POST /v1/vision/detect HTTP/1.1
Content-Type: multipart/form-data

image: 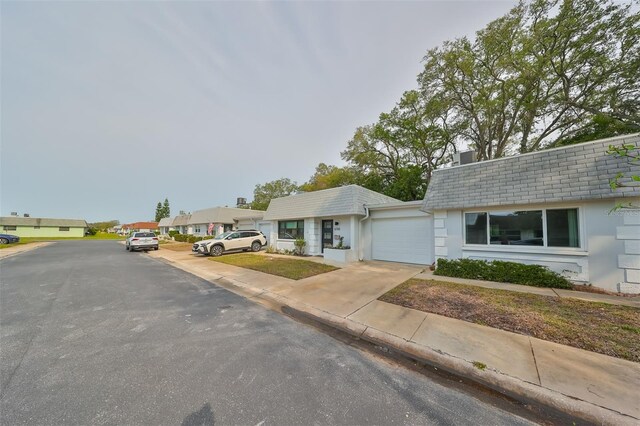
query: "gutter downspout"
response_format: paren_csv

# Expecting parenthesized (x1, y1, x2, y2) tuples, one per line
(358, 205, 369, 261)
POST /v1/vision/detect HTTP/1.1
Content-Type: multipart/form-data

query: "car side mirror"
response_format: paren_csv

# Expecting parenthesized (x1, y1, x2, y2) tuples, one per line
(226, 236, 232, 240)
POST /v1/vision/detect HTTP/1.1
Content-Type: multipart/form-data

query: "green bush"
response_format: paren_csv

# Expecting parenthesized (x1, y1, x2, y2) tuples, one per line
(85, 227, 97, 236)
(434, 258, 573, 289)
(293, 238, 306, 256)
(168, 230, 180, 238)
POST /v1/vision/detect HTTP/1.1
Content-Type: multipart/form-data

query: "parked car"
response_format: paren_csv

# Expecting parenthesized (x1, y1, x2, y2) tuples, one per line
(126, 232, 159, 252)
(192, 230, 267, 256)
(0, 234, 20, 244)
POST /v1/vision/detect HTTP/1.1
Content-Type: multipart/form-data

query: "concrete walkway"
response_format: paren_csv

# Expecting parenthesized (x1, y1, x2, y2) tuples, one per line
(148, 248, 640, 425)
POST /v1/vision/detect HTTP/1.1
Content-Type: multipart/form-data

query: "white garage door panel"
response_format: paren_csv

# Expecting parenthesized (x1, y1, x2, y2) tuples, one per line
(372, 217, 432, 265)
(259, 223, 272, 244)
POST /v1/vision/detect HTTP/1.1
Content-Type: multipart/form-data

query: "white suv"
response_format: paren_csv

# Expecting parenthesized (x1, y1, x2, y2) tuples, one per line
(192, 230, 267, 256)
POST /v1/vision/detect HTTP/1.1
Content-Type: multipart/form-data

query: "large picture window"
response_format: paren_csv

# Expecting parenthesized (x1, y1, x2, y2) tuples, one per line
(278, 220, 304, 239)
(464, 208, 580, 248)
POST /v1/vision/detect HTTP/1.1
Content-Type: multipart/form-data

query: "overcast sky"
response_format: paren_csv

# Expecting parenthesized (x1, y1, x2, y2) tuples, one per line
(1, 1, 515, 223)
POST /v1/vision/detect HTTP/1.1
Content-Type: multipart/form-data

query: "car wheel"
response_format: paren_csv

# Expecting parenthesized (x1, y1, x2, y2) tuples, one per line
(210, 245, 223, 257)
(154, 247, 159, 251)
(251, 241, 262, 252)
(0, 238, 8, 244)
(126, 245, 129, 251)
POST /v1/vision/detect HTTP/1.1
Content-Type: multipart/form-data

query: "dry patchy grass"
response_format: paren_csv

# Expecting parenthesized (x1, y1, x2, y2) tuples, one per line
(210, 253, 338, 280)
(380, 279, 640, 362)
(160, 242, 193, 251)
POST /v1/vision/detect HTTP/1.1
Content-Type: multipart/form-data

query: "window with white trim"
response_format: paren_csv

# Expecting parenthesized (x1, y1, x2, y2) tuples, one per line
(194, 225, 201, 233)
(464, 208, 580, 248)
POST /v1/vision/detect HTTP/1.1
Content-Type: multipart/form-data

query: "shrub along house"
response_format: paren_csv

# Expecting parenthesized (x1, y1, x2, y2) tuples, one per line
(0, 216, 88, 238)
(421, 134, 640, 293)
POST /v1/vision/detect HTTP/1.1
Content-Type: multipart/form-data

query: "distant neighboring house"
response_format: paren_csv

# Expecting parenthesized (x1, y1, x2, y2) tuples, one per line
(157, 217, 175, 235)
(188, 207, 265, 237)
(421, 133, 640, 293)
(120, 222, 159, 234)
(171, 213, 191, 235)
(0, 216, 88, 238)
(263, 185, 432, 263)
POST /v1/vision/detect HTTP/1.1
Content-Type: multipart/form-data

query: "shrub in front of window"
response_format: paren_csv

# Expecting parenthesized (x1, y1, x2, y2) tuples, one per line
(168, 230, 180, 238)
(293, 238, 306, 256)
(434, 258, 572, 289)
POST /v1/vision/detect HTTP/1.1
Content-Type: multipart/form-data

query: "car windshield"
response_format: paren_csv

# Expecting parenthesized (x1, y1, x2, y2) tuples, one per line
(214, 231, 233, 240)
(134, 232, 155, 238)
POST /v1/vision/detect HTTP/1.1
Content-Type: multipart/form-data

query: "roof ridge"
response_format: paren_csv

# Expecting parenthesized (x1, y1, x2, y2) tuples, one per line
(433, 133, 640, 173)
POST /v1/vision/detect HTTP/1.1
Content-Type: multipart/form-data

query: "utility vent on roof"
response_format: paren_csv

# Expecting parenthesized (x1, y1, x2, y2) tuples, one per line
(452, 151, 476, 166)
(23, 213, 30, 217)
(10, 212, 18, 216)
(236, 197, 247, 207)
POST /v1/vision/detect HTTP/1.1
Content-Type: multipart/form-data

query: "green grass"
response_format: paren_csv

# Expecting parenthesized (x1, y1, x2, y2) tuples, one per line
(210, 253, 338, 280)
(0, 232, 124, 249)
(380, 278, 640, 363)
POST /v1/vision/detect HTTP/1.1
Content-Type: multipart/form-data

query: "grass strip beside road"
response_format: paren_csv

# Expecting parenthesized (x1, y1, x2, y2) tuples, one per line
(380, 278, 640, 363)
(210, 253, 338, 280)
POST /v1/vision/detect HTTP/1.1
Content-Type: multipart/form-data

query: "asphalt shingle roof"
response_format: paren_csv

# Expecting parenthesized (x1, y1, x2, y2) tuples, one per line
(263, 185, 400, 221)
(171, 214, 191, 226)
(157, 217, 174, 227)
(188, 207, 264, 225)
(422, 133, 640, 210)
(0, 217, 88, 228)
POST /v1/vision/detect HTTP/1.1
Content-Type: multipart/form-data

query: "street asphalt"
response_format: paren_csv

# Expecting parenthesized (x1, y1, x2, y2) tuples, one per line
(1, 241, 537, 425)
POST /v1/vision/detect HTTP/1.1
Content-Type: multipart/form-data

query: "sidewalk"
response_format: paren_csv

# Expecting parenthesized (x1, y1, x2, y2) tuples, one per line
(0, 242, 52, 259)
(148, 248, 640, 425)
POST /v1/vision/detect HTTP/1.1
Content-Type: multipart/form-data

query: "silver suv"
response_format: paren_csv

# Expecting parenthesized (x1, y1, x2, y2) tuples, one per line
(192, 230, 267, 256)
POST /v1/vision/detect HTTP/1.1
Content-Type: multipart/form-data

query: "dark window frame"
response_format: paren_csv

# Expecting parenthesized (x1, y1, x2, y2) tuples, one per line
(463, 208, 581, 249)
(278, 220, 304, 240)
(3, 225, 17, 231)
(59, 227, 70, 231)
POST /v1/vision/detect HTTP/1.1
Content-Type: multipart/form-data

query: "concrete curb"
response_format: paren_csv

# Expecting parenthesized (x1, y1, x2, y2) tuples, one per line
(147, 250, 638, 425)
(282, 303, 638, 426)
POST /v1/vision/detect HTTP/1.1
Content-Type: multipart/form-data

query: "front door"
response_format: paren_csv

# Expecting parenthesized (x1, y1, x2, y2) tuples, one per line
(322, 220, 333, 253)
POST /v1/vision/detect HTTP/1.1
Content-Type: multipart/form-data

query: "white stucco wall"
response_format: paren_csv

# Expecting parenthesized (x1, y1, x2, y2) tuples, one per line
(270, 215, 358, 255)
(433, 198, 640, 293)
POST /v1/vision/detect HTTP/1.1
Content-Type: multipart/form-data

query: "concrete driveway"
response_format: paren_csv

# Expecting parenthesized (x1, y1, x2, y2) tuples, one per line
(275, 261, 423, 317)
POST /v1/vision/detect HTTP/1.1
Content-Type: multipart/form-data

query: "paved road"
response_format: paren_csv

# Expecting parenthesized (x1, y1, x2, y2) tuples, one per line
(1, 241, 537, 425)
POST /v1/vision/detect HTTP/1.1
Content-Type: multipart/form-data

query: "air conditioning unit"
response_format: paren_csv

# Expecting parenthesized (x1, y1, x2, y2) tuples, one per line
(452, 151, 476, 166)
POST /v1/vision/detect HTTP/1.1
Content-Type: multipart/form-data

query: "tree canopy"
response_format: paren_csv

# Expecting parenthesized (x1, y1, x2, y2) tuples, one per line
(249, 0, 639, 204)
(250, 178, 299, 211)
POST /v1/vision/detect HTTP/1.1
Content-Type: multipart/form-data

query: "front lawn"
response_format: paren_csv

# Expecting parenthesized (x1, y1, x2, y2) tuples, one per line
(160, 242, 193, 251)
(210, 253, 338, 280)
(380, 279, 640, 362)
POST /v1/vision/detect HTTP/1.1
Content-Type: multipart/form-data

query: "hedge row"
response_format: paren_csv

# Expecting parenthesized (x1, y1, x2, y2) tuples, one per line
(434, 258, 573, 289)
(172, 234, 212, 244)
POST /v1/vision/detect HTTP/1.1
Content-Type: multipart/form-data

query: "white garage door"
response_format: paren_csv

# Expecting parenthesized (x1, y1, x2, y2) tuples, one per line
(258, 223, 272, 245)
(372, 217, 432, 265)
